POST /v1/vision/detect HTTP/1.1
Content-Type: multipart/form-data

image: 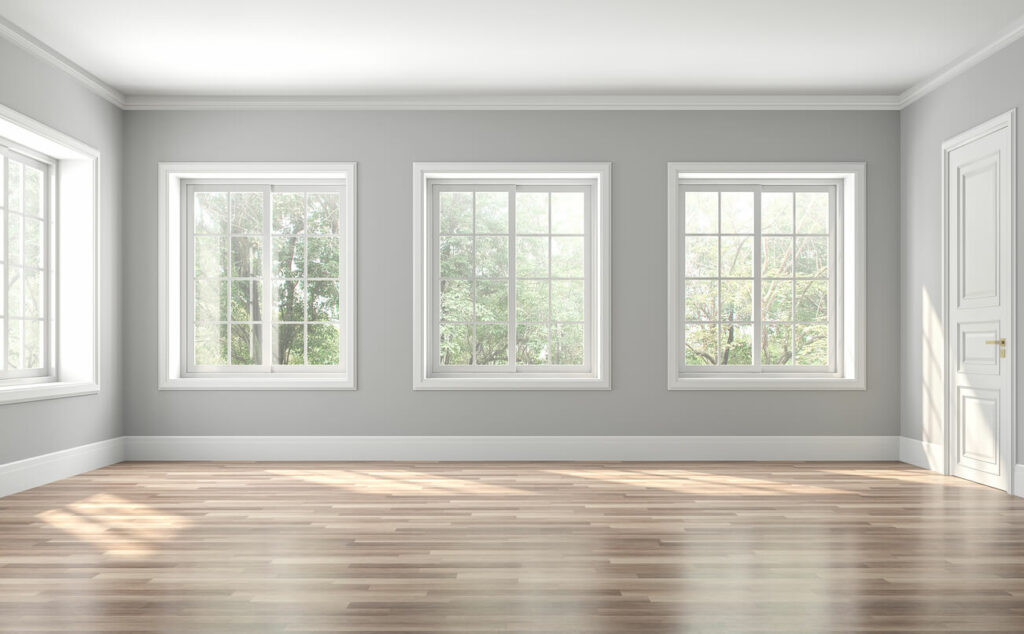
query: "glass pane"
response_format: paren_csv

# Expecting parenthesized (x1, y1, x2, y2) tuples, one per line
(272, 192, 305, 234)
(795, 280, 829, 322)
(720, 192, 754, 233)
(439, 191, 473, 234)
(475, 236, 509, 278)
(795, 236, 828, 278)
(684, 191, 717, 234)
(685, 236, 718, 277)
(307, 280, 340, 321)
(551, 192, 585, 234)
(475, 191, 508, 234)
(23, 269, 41, 319)
(551, 279, 584, 322)
(23, 167, 43, 218)
(720, 236, 752, 277)
(474, 324, 508, 365)
(274, 281, 305, 321)
(195, 279, 228, 321)
(231, 280, 262, 321)
(307, 193, 340, 235)
(475, 280, 508, 323)
(516, 192, 548, 234)
(7, 161, 21, 212)
(230, 192, 263, 234)
(684, 323, 717, 366)
(795, 324, 829, 366)
(439, 236, 473, 278)
(194, 323, 227, 366)
(761, 237, 792, 277)
(719, 324, 752, 366)
(440, 323, 472, 365)
(308, 323, 340, 366)
(273, 324, 304, 365)
(8, 212, 20, 265)
(24, 320, 42, 369)
(551, 236, 584, 278)
(684, 280, 717, 322)
(195, 237, 227, 278)
(720, 280, 752, 322)
(7, 268, 20, 317)
(761, 192, 793, 233)
(551, 322, 584, 365)
(231, 237, 262, 277)
(7, 318, 20, 369)
(762, 324, 793, 365)
(762, 280, 794, 321)
(516, 324, 549, 365)
(515, 237, 548, 278)
(796, 192, 829, 234)
(440, 280, 472, 322)
(306, 236, 340, 278)
(24, 218, 42, 268)
(516, 280, 549, 322)
(273, 237, 304, 278)
(230, 324, 263, 365)
(195, 192, 228, 234)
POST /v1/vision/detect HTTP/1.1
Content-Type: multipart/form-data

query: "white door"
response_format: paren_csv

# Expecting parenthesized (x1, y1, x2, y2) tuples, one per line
(945, 111, 1015, 491)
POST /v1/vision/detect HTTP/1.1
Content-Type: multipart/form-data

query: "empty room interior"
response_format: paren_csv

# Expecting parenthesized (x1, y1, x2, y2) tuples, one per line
(3, 0, 1024, 631)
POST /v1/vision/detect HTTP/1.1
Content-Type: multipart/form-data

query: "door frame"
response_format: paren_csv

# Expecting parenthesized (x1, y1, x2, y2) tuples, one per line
(941, 109, 1016, 489)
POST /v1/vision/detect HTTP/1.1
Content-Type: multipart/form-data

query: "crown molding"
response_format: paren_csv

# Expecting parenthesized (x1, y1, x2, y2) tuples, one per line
(899, 15, 1024, 109)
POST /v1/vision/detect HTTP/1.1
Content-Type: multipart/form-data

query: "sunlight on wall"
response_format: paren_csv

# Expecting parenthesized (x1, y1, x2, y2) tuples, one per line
(267, 469, 531, 496)
(921, 286, 945, 454)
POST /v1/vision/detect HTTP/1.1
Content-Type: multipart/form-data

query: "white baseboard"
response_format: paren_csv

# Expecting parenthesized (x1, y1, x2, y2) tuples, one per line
(898, 437, 944, 472)
(1014, 464, 1024, 499)
(123, 435, 899, 461)
(0, 437, 124, 497)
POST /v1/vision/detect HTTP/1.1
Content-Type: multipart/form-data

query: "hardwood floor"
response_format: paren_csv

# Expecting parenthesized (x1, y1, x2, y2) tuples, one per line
(2, 462, 1024, 632)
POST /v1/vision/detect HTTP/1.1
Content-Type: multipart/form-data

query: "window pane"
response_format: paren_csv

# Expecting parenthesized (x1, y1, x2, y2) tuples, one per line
(272, 192, 305, 234)
(762, 280, 794, 321)
(796, 192, 829, 234)
(195, 279, 228, 321)
(719, 324, 752, 366)
(761, 237, 792, 277)
(307, 193, 340, 235)
(195, 192, 228, 234)
(274, 281, 305, 321)
(762, 192, 793, 233)
(475, 191, 508, 234)
(195, 237, 227, 278)
(194, 324, 227, 366)
(440, 323, 472, 365)
(551, 192, 585, 234)
(7, 318, 20, 369)
(474, 324, 508, 365)
(306, 237, 340, 278)
(475, 236, 509, 278)
(762, 324, 793, 365)
(684, 323, 717, 366)
(24, 217, 42, 268)
(551, 236, 584, 278)
(8, 212, 20, 265)
(7, 268, 20, 317)
(684, 191, 717, 234)
(307, 280, 340, 321)
(720, 280, 752, 322)
(685, 236, 718, 277)
(795, 324, 829, 366)
(440, 279, 472, 322)
(516, 192, 548, 234)
(440, 236, 473, 278)
(273, 237, 304, 278)
(231, 280, 262, 321)
(230, 324, 262, 365)
(308, 324, 340, 366)
(795, 236, 828, 278)
(551, 279, 584, 322)
(231, 237, 262, 277)
(516, 324, 549, 365)
(23, 269, 41, 319)
(273, 324, 304, 365)
(684, 280, 717, 322)
(439, 191, 473, 234)
(795, 280, 828, 322)
(23, 166, 43, 218)
(7, 161, 21, 212)
(475, 280, 508, 322)
(230, 192, 263, 234)
(551, 322, 584, 365)
(720, 236, 752, 277)
(720, 192, 754, 233)
(515, 237, 548, 277)
(516, 279, 549, 322)
(24, 320, 42, 369)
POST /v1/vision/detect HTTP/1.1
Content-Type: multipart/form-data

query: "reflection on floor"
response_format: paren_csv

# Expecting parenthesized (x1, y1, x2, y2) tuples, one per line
(1, 461, 1023, 632)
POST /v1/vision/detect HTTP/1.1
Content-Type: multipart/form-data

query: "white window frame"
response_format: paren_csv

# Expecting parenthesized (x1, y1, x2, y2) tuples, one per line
(0, 104, 100, 405)
(667, 162, 866, 390)
(413, 163, 610, 390)
(158, 163, 357, 390)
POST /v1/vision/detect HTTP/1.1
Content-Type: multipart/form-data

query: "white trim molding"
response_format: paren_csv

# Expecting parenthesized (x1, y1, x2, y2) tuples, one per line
(0, 437, 124, 498)
(898, 437, 945, 472)
(124, 435, 898, 461)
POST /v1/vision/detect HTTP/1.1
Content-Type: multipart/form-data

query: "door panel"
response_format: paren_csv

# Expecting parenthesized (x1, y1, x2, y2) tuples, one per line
(958, 159, 999, 306)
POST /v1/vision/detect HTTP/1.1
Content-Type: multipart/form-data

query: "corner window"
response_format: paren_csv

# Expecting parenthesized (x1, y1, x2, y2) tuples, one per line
(668, 163, 865, 390)
(414, 163, 610, 389)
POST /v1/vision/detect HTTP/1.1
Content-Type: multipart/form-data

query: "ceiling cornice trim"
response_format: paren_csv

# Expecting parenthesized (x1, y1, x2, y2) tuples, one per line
(0, 16, 126, 108)
(898, 15, 1024, 109)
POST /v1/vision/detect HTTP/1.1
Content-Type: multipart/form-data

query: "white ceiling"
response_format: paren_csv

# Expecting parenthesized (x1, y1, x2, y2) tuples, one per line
(1, 0, 1023, 100)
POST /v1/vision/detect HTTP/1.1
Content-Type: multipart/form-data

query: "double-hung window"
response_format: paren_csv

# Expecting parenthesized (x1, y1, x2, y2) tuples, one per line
(668, 163, 865, 390)
(414, 163, 610, 389)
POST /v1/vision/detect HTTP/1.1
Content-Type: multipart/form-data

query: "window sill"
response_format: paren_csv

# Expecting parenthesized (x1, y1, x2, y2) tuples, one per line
(0, 380, 100, 405)
(160, 375, 355, 391)
(414, 376, 610, 391)
(669, 375, 865, 391)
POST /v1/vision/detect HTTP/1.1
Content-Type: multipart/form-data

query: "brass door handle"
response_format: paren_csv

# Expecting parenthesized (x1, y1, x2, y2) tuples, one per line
(985, 338, 1007, 358)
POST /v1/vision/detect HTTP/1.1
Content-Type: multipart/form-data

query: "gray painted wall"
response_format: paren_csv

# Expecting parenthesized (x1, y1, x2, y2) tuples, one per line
(123, 109, 899, 437)
(900, 37, 1024, 454)
(0, 38, 122, 463)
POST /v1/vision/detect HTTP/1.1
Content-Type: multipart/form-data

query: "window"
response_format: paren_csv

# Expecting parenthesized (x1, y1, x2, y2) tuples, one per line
(414, 163, 610, 389)
(667, 163, 865, 390)
(159, 164, 356, 389)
